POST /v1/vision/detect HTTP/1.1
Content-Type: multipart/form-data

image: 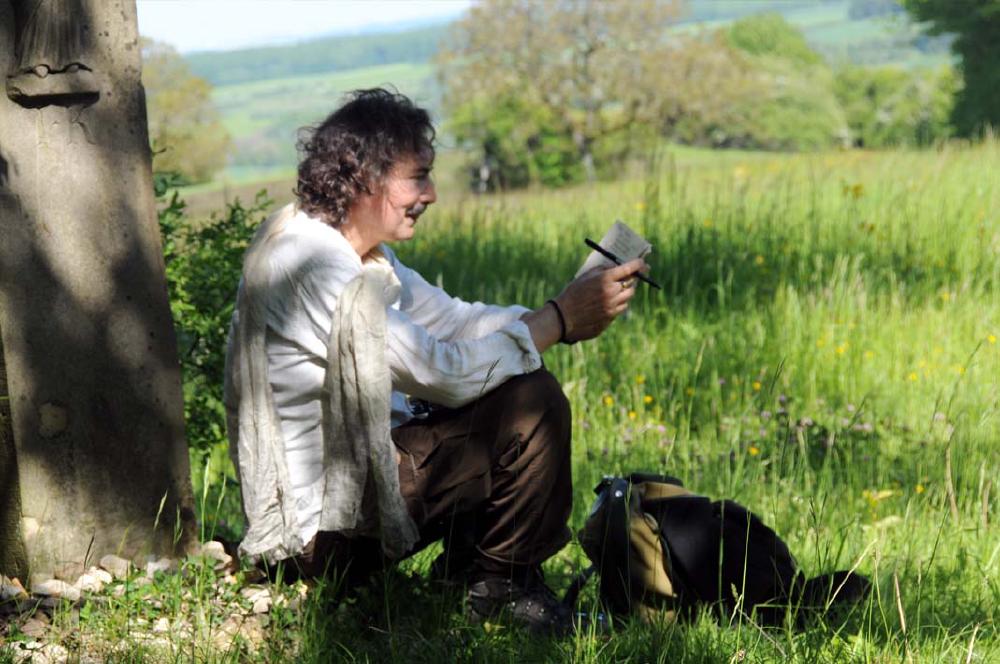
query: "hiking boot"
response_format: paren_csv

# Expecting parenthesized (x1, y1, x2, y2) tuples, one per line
(466, 570, 574, 634)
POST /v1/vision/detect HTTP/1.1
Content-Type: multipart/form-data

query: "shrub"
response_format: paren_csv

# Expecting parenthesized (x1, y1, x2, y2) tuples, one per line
(834, 65, 957, 147)
(448, 96, 583, 191)
(156, 173, 272, 460)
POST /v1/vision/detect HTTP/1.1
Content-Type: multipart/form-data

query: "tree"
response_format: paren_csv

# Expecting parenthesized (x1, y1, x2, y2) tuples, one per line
(438, 0, 752, 187)
(726, 12, 823, 67)
(1, 1, 194, 578)
(901, 0, 1000, 135)
(142, 39, 231, 183)
(437, 0, 686, 183)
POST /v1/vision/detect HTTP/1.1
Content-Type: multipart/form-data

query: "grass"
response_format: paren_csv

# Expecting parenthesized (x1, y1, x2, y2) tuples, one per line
(4, 141, 999, 661)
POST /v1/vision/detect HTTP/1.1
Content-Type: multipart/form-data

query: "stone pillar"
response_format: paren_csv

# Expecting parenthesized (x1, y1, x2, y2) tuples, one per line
(0, 0, 195, 578)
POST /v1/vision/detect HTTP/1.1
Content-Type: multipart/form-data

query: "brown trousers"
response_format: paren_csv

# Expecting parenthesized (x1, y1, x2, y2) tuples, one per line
(283, 369, 573, 583)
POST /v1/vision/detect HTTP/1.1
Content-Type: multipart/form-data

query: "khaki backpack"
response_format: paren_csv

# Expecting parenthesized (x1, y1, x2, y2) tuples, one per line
(576, 473, 870, 626)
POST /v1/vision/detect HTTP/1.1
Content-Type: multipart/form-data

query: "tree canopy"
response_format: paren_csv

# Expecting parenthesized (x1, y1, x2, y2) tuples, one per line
(437, 0, 758, 187)
(142, 39, 231, 184)
(902, 0, 1000, 134)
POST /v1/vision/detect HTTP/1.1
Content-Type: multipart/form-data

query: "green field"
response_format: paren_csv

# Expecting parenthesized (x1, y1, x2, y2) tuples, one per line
(8, 142, 996, 662)
(211, 62, 437, 178)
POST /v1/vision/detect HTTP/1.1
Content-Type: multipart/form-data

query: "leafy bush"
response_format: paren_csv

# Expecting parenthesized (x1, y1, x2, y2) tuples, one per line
(156, 173, 271, 460)
(726, 12, 823, 67)
(448, 96, 583, 190)
(695, 15, 848, 151)
(727, 59, 848, 151)
(834, 65, 958, 147)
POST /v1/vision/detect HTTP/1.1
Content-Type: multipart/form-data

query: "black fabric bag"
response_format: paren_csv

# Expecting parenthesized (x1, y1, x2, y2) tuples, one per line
(576, 473, 870, 626)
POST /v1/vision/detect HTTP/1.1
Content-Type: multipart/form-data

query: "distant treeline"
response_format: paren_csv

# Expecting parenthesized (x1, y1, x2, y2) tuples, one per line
(185, 25, 446, 87)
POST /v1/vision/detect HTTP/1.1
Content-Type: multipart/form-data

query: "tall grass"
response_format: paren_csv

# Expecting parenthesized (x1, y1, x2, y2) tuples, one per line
(378, 141, 999, 661)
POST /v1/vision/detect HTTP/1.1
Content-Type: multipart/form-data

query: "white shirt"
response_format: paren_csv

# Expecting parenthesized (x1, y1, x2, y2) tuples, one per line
(260, 209, 542, 544)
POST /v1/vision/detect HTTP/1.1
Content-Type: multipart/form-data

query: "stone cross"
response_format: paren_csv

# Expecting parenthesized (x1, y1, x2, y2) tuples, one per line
(0, 0, 194, 580)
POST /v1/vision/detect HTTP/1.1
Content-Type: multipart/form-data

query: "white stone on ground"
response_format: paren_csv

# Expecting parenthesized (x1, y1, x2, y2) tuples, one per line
(74, 573, 104, 593)
(200, 541, 233, 566)
(88, 567, 113, 585)
(145, 557, 177, 577)
(31, 579, 81, 602)
(99, 554, 131, 579)
(1, 575, 28, 601)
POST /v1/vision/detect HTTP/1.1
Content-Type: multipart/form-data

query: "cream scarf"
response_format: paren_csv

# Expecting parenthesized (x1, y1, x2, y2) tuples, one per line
(224, 205, 420, 564)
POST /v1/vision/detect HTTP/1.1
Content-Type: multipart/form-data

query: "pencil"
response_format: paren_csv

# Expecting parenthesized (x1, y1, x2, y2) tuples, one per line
(584, 238, 661, 289)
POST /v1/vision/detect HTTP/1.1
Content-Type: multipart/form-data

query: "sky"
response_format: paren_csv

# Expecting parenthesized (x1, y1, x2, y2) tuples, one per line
(136, 0, 473, 53)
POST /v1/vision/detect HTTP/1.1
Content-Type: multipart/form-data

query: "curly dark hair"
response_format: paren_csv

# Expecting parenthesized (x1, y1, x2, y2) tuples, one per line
(295, 88, 435, 226)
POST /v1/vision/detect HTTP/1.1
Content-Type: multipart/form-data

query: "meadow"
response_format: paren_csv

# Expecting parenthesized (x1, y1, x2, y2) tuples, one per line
(3, 142, 997, 662)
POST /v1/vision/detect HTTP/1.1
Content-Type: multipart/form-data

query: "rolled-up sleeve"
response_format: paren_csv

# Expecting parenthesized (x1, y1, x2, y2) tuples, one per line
(384, 245, 530, 341)
(385, 307, 542, 409)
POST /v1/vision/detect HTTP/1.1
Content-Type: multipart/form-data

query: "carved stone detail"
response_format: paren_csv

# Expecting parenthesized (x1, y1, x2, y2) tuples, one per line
(6, 0, 100, 107)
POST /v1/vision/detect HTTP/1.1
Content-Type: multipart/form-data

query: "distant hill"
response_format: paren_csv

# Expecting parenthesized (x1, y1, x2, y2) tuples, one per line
(186, 0, 951, 184)
(186, 24, 447, 87)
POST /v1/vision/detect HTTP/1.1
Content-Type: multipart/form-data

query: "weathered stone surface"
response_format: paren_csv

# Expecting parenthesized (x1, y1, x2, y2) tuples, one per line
(98, 555, 131, 580)
(214, 614, 265, 653)
(20, 617, 47, 638)
(0, 335, 26, 579)
(200, 541, 232, 566)
(87, 567, 112, 585)
(144, 556, 176, 577)
(1, 574, 27, 600)
(252, 594, 272, 614)
(52, 561, 85, 582)
(31, 578, 80, 602)
(29, 572, 52, 588)
(0, 0, 195, 578)
(73, 572, 104, 593)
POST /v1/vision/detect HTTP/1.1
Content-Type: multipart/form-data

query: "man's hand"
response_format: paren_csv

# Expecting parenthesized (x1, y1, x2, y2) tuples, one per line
(553, 258, 647, 343)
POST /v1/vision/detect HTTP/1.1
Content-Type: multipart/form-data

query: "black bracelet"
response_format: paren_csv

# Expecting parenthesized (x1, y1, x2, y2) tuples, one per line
(546, 299, 576, 345)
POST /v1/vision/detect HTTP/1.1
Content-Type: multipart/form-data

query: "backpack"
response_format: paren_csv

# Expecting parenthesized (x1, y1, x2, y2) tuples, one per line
(575, 472, 870, 626)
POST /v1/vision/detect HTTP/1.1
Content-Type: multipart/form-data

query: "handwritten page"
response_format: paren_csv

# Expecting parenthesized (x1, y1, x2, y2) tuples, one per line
(575, 220, 652, 278)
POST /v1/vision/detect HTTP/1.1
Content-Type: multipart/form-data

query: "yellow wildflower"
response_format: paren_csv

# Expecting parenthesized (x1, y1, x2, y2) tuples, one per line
(643, 395, 654, 404)
(635, 374, 646, 385)
(907, 372, 918, 382)
(754, 255, 765, 266)
(915, 484, 925, 494)
(842, 183, 864, 199)
(748, 446, 760, 456)
(685, 387, 695, 396)
(752, 381, 762, 392)
(702, 218, 714, 228)
(603, 395, 614, 406)
(835, 344, 847, 356)
(628, 410, 637, 421)
(635, 201, 646, 211)
(988, 334, 997, 345)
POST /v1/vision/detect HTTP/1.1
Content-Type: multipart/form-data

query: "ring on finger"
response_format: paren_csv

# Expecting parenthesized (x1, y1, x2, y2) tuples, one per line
(621, 278, 635, 290)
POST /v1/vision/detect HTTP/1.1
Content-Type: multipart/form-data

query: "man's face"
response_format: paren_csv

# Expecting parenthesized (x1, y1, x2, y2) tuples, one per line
(350, 150, 437, 246)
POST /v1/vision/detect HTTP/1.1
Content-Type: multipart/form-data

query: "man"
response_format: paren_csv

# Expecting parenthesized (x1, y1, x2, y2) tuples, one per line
(224, 88, 645, 632)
